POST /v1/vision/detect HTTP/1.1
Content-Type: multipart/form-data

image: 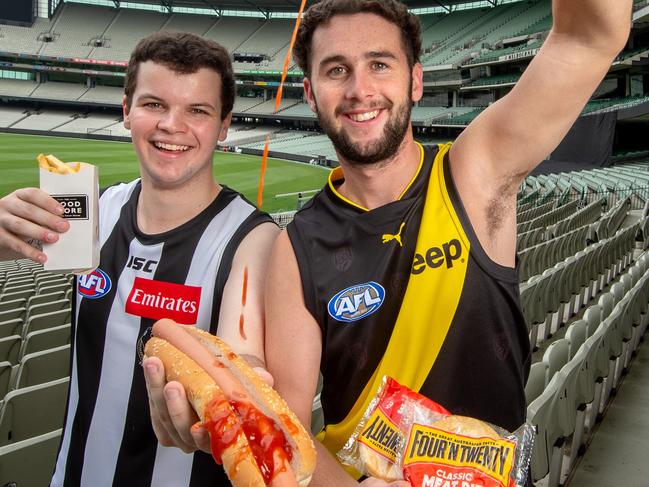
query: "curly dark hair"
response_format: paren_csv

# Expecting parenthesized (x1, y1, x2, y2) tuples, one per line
(124, 31, 235, 120)
(293, 0, 421, 78)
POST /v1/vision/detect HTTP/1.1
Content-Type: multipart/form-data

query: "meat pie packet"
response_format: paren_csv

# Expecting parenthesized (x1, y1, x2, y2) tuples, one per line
(38, 154, 99, 274)
(398, 400, 534, 487)
(337, 376, 450, 481)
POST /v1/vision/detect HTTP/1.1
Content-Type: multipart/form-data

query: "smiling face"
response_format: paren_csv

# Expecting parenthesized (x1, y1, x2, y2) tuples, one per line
(304, 13, 423, 166)
(123, 61, 231, 191)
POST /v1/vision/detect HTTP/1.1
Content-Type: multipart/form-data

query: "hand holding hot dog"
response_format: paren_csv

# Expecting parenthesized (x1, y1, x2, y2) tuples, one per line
(143, 354, 275, 454)
(143, 356, 211, 453)
(143, 319, 316, 487)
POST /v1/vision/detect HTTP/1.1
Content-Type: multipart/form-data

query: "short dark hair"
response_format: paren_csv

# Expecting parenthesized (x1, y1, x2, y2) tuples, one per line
(124, 31, 235, 120)
(293, 0, 421, 78)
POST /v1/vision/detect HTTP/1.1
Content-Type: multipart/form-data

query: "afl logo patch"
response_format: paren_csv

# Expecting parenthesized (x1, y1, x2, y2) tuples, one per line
(327, 281, 385, 323)
(78, 268, 112, 299)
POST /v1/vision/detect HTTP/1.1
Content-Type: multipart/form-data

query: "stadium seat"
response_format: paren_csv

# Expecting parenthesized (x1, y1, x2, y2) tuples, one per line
(610, 282, 625, 304)
(576, 331, 606, 437)
(543, 338, 570, 384)
(0, 429, 61, 487)
(27, 298, 70, 321)
(0, 336, 21, 366)
(0, 362, 11, 402)
(20, 324, 71, 359)
(34, 273, 66, 289)
(620, 273, 634, 294)
(635, 275, 649, 348)
(0, 377, 69, 446)
(0, 319, 22, 340)
(27, 290, 65, 309)
(0, 298, 26, 314)
(23, 309, 72, 338)
(37, 282, 71, 296)
(540, 266, 564, 339)
(527, 371, 564, 484)
(2, 277, 33, 290)
(0, 307, 26, 324)
(599, 306, 625, 413)
(12, 344, 71, 390)
(522, 274, 548, 350)
(525, 361, 548, 405)
(583, 304, 603, 337)
(566, 320, 587, 359)
(628, 265, 642, 284)
(597, 293, 614, 321)
(617, 292, 636, 371)
(628, 274, 649, 355)
(0, 287, 35, 303)
(556, 345, 588, 477)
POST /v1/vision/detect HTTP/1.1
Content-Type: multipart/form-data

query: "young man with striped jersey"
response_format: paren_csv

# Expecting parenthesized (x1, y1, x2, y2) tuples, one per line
(0, 32, 278, 486)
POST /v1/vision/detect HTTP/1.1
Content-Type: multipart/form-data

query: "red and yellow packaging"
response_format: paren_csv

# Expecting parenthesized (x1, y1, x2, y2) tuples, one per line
(403, 418, 517, 487)
(339, 377, 533, 487)
(337, 376, 450, 481)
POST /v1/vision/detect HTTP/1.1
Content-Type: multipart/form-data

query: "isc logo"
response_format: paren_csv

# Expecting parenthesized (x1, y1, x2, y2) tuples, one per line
(78, 268, 112, 299)
(126, 255, 158, 273)
(327, 281, 385, 323)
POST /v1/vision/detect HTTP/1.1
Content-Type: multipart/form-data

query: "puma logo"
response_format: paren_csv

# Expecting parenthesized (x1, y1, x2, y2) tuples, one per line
(382, 222, 405, 247)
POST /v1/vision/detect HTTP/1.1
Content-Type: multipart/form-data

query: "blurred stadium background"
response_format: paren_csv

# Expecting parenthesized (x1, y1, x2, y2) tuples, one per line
(1, 0, 649, 485)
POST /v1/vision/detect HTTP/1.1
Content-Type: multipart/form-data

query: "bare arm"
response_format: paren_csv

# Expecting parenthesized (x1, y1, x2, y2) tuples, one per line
(217, 221, 279, 367)
(0, 188, 69, 262)
(144, 221, 279, 452)
(265, 231, 322, 438)
(265, 231, 352, 486)
(450, 0, 633, 265)
(265, 232, 408, 487)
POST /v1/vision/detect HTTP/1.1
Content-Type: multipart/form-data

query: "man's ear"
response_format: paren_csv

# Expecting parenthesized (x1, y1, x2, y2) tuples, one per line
(303, 77, 317, 113)
(218, 112, 233, 142)
(122, 95, 131, 130)
(411, 63, 424, 103)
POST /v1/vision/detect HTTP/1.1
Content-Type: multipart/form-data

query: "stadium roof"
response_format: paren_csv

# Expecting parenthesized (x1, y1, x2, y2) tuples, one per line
(71, 0, 522, 15)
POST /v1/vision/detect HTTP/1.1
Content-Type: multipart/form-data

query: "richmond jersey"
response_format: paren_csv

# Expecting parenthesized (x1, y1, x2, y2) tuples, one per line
(51, 181, 272, 487)
(287, 144, 530, 455)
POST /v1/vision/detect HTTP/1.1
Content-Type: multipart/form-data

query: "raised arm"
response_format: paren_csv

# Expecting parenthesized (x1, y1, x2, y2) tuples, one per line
(450, 0, 633, 265)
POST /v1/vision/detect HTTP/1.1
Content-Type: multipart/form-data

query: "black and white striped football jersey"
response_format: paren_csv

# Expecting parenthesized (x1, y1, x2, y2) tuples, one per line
(51, 180, 272, 487)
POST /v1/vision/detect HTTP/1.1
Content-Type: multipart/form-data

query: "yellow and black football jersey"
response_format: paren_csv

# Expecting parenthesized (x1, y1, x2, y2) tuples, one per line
(287, 143, 530, 458)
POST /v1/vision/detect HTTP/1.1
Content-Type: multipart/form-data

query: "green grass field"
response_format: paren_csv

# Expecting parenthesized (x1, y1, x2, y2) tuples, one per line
(0, 133, 330, 213)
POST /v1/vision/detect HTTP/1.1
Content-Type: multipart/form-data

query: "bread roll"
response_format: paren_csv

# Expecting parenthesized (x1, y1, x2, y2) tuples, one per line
(144, 320, 316, 487)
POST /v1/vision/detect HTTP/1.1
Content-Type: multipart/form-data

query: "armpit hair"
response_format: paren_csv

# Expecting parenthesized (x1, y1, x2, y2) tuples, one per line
(485, 170, 527, 238)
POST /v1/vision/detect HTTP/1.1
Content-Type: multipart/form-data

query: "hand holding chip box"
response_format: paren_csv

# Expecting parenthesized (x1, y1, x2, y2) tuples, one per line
(38, 153, 99, 274)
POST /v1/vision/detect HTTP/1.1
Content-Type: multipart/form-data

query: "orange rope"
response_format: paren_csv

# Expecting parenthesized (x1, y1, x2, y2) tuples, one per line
(258, 0, 307, 209)
(275, 0, 308, 112)
(257, 136, 270, 208)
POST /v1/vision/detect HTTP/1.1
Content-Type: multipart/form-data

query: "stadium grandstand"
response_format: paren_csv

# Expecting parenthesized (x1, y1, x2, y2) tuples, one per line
(1, 0, 649, 485)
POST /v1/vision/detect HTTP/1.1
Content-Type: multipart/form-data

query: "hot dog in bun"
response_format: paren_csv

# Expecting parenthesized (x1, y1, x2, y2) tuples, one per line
(143, 318, 316, 487)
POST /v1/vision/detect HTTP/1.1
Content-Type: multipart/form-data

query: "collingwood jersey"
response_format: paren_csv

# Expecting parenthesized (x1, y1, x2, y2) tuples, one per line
(51, 180, 272, 487)
(287, 143, 530, 457)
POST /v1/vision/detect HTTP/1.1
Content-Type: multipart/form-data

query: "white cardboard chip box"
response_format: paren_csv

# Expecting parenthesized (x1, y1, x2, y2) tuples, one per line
(40, 162, 99, 274)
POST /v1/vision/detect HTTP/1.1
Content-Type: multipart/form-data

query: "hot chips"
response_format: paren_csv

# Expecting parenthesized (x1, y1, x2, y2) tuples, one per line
(38, 153, 99, 273)
(37, 153, 81, 174)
